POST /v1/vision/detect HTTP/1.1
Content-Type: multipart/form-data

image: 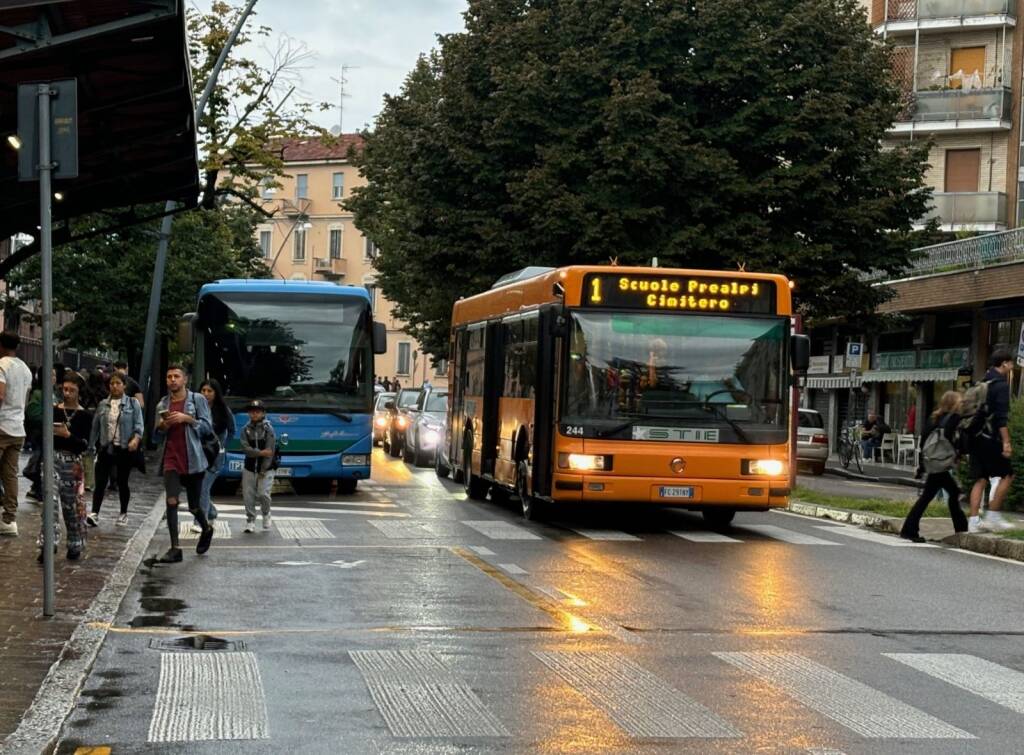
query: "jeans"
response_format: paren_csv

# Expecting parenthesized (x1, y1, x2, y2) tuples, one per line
(92, 446, 134, 516)
(861, 438, 880, 460)
(0, 431, 23, 524)
(39, 453, 86, 553)
(197, 441, 226, 523)
(163, 470, 207, 549)
(242, 469, 273, 520)
(901, 470, 966, 538)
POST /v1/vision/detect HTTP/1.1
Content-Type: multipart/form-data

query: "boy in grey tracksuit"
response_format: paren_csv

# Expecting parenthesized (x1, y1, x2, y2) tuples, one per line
(240, 400, 275, 532)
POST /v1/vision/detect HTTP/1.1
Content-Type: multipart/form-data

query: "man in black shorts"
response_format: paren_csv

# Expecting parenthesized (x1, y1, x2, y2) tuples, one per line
(968, 349, 1015, 533)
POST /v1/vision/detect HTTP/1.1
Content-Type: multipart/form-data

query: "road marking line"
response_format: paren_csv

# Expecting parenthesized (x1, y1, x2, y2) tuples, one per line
(73, 749, 112, 755)
(148, 652, 269, 742)
(370, 520, 440, 539)
(350, 650, 509, 737)
(177, 521, 231, 540)
(498, 563, 527, 575)
(671, 531, 742, 543)
(461, 520, 542, 540)
(713, 652, 973, 739)
(806, 749, 847, 755)
(948, 548, 1024, 566)
(281, 499, 398, 509)
(214, 506, 408, 518)
(885, 653, 1024, 713)
(570, 528, 641, 541)
(813, 525, 937, 547)
(468, 545, 495, 556)
(737, 524, 840, 545)
(274, 519, 335, 540)
(533, 651, 740, 738)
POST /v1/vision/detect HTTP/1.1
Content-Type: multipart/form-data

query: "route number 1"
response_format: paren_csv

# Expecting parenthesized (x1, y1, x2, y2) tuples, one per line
(590, 278, 602, 304)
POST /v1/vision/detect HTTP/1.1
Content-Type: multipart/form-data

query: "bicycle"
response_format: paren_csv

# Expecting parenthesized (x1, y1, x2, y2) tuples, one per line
(837, 421, 864, 474)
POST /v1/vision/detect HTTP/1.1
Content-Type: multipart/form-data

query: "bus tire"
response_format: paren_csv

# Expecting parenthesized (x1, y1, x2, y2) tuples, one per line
(702, 508, 736, 528)
(337, 478, 357, 495)
(462, 441, 489, 500)
(517, 461, 545, 521)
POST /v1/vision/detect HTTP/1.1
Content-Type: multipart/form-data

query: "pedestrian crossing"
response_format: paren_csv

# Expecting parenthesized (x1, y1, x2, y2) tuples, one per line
(130, 649, 1022, 744)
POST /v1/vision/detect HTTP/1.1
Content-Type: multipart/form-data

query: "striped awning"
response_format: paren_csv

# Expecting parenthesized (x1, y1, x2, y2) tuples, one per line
(804, 375, 862, 389)
(860, 368, 959, 383)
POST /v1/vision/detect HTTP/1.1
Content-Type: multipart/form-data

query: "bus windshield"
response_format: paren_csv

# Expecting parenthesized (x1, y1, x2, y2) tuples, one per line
(564, 311, 788, 437)
(198, 292, 373, 413)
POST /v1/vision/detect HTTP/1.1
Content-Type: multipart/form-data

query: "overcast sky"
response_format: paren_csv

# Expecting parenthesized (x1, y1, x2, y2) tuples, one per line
(247, 0, 468, 133)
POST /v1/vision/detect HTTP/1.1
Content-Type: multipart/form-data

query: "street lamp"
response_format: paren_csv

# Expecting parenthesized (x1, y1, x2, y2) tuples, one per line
(6, 134, 21, 150)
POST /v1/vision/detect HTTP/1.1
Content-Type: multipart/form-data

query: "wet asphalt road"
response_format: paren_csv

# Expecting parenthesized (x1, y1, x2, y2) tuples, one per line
(55, 449, 1024, 754)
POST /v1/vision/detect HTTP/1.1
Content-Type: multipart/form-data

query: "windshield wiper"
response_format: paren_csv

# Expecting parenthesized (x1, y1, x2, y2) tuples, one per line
(701, 403, 750, 443)
(593, 414, 645, 437)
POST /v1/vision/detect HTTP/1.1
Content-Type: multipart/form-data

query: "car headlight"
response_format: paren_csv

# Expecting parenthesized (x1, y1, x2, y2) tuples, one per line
(423, 429, 441, 445)
(396, 416, 408, 429)
(558, 453, 611, 471)
(374, 417, 386, 428)
(342, 454, 370, 466)
(744, 459, 786, 476)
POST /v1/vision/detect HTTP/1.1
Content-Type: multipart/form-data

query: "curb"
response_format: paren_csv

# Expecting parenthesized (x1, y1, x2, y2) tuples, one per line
(824, 465, 924, 490)
(786, 499, 1024, 563)
(1, 493, 166, 755)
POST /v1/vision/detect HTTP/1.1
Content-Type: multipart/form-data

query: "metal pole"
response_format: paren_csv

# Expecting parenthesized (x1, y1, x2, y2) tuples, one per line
(138, 0, 260, 397)
(38, 83, 56, 617)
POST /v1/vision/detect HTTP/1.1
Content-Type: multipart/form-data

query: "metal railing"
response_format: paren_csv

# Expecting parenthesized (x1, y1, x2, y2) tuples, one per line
(901, 226, 1024, 277)
(899, 86, 1011, 125)
(920, 192, 1007, 228)
(886, 0, 1015, 21)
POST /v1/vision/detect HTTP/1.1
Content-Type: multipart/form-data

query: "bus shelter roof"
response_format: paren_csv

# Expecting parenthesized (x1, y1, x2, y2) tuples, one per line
(0, 0, 198, 253)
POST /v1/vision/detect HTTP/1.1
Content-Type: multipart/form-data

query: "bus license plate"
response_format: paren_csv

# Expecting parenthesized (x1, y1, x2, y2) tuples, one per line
(275, 467, 292, 477)
(660, 486, 694, 499)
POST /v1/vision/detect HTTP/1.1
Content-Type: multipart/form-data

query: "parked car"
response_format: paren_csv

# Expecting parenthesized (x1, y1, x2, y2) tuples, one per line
(383, 387, 421, 458)
(797, 408, 828, 476)
(373, 392, 395, 446)
(408, 390, 448, 467)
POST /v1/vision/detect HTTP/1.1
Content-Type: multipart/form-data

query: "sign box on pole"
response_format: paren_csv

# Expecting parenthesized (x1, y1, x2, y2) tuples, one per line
(16, 79, 78, 181)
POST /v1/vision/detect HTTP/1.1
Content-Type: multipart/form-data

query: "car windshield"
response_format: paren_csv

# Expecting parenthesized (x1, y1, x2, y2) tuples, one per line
(397, 389, 420, 409)
(564, 311, 788, 432)
(199, 291, 373, 413)
(375, 393, 395, 410)
(425, 393, 448, 412)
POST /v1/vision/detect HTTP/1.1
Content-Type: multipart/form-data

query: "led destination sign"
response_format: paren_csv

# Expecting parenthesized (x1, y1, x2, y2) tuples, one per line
(583, 273, 777, 314)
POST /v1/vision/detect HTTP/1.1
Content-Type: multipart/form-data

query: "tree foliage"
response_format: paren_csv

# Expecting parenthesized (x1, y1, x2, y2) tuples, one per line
(348, 0, 933, 357)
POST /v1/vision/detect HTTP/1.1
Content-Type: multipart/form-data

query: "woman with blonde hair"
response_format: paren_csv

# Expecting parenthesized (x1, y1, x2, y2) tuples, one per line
(900, 391, 968, 542)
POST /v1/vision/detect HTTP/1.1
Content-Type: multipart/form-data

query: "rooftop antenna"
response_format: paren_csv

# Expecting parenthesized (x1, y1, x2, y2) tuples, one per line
(330, 64, 359, 133)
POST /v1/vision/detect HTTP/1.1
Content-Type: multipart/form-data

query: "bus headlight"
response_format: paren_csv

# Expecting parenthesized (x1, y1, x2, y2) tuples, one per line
(558, 453, 610, 471)
(744, 459, 786, 476)
(342, 454, 370, 466)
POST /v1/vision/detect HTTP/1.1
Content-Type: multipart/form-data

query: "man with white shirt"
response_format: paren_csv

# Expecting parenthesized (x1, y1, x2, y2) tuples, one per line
(0, 331, 34, 536)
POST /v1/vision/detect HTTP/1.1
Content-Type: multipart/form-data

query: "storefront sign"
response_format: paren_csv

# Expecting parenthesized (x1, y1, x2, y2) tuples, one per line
(920, 348, 969, 369)
(876, 351, 916, 370)
(807, 356, 831, 374)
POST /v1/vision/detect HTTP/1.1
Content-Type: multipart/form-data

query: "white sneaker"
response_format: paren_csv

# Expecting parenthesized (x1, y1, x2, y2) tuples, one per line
(189, 523, 202, 534)
(968, 516, 982, 534)
(0, 519, 18, 536)
(116, 514, 129, 526)
(243, 521, 255, 534)
(987, 513, 1016, 532)
(262, 514, 272, 530)
(86, 513, 99, 528)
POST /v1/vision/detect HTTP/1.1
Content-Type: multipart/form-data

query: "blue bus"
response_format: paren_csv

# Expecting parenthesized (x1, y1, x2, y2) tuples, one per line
(182, 280, 386, 493)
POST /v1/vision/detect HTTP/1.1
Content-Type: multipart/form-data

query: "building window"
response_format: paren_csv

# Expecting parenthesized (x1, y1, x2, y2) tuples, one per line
(434, 358, 448, 377)
(397, 342, 411, 375)
(259, 230, 272, 258)
(364, 238, 379, 260)
(364, 284, 377, 312)
(296, 174, 308, 199)
(329, 228, 342, 259)
(260, 178, 274, 200)
(332, 172, 344, 199)
(293, 228, 306, 261)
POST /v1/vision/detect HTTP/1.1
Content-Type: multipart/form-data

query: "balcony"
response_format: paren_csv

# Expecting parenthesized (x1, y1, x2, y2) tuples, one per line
(891, 86, 1011, 134)
(918, 191, 1007, 231)
(279, 197, 312, 217)
(314, 256, 347, 279)
(876, 0, 1016, 34)
(894, 226, 1024, 278)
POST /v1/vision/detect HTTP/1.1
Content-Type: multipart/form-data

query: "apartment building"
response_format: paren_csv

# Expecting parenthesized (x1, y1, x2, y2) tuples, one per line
(866, 0, 1023, 230)
(253, 137, 439, 388)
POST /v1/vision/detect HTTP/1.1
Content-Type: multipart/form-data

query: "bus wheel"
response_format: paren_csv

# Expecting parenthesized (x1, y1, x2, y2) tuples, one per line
(702, 508, 736, 528)
(517, 461, 545, 520)
(463, 458, 489, 500)
(337, 478, 357, 495)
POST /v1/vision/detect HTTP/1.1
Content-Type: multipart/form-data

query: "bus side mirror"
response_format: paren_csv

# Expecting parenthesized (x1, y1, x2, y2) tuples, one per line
(373, 322, 387, 354)
(178, 313, 196, 354)
(791, 334, 810, 374)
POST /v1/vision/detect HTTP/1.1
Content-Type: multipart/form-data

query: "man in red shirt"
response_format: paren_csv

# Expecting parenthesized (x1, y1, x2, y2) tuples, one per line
(154, 365, 215, 563)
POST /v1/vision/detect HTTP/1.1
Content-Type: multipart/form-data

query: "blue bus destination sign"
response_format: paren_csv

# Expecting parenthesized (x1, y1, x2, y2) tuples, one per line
(582, 273, 777, 314)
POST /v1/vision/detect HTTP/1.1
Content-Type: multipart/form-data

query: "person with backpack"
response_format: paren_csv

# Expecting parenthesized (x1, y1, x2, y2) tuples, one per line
(964, 349, 1016, 533)
(900, 391, 968, 542)
(239, 399, 276, 533)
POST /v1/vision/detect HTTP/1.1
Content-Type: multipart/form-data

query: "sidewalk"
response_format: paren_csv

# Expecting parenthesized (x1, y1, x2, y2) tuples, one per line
(0, 457, 164, 745)
(826, 457, 924, 489)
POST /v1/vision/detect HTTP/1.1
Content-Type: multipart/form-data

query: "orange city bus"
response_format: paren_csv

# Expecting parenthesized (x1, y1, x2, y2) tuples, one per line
(443, 265, 809, 523)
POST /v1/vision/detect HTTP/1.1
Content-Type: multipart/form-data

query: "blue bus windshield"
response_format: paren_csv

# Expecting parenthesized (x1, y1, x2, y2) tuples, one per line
(198, 291, 373, 413)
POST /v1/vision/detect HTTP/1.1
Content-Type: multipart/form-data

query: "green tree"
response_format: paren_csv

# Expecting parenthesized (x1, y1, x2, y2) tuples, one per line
(6, 206, 267, 367)
(348, 0, 933, 357)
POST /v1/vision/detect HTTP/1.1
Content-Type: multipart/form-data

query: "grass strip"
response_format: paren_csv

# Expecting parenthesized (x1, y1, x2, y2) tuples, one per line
(792, 486, 948, 518)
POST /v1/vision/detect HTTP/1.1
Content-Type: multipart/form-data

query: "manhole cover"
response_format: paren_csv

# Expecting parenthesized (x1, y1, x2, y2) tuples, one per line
(148, 634, 245, 652)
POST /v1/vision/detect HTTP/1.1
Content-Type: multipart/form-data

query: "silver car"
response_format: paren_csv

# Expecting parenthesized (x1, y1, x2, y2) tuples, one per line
(408, 390, 448, 467)
(797, 408, 828, 475)
(373, 392, 395, 446)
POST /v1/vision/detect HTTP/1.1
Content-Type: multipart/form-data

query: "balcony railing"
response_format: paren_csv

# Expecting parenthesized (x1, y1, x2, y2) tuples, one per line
(886, 0, 1015, 22)
(314, 257, 346, 278)
(897, 86, 1010, 126)
(899, 226, 1024, 277)
(920, 192, 1007, 228)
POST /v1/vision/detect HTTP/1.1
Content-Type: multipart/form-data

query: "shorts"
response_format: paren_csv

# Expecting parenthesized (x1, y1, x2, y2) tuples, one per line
(969, 440, 1012, 480)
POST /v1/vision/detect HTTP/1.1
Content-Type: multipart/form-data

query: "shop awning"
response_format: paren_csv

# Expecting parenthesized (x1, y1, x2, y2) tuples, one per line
(804, 375, 862, 389)
(860, 368, 960, 383)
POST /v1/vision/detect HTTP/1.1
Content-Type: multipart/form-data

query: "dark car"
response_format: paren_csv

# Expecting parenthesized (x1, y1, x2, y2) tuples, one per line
(407, 390, 448, 467)
(383, 387, 421, 458)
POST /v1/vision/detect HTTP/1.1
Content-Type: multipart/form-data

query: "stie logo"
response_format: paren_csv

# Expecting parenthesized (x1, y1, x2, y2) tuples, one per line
(273, 415, 298, 424)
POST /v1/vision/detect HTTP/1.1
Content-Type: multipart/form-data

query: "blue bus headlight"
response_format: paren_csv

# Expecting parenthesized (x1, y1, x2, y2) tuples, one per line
(342, 454, 370, 466)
